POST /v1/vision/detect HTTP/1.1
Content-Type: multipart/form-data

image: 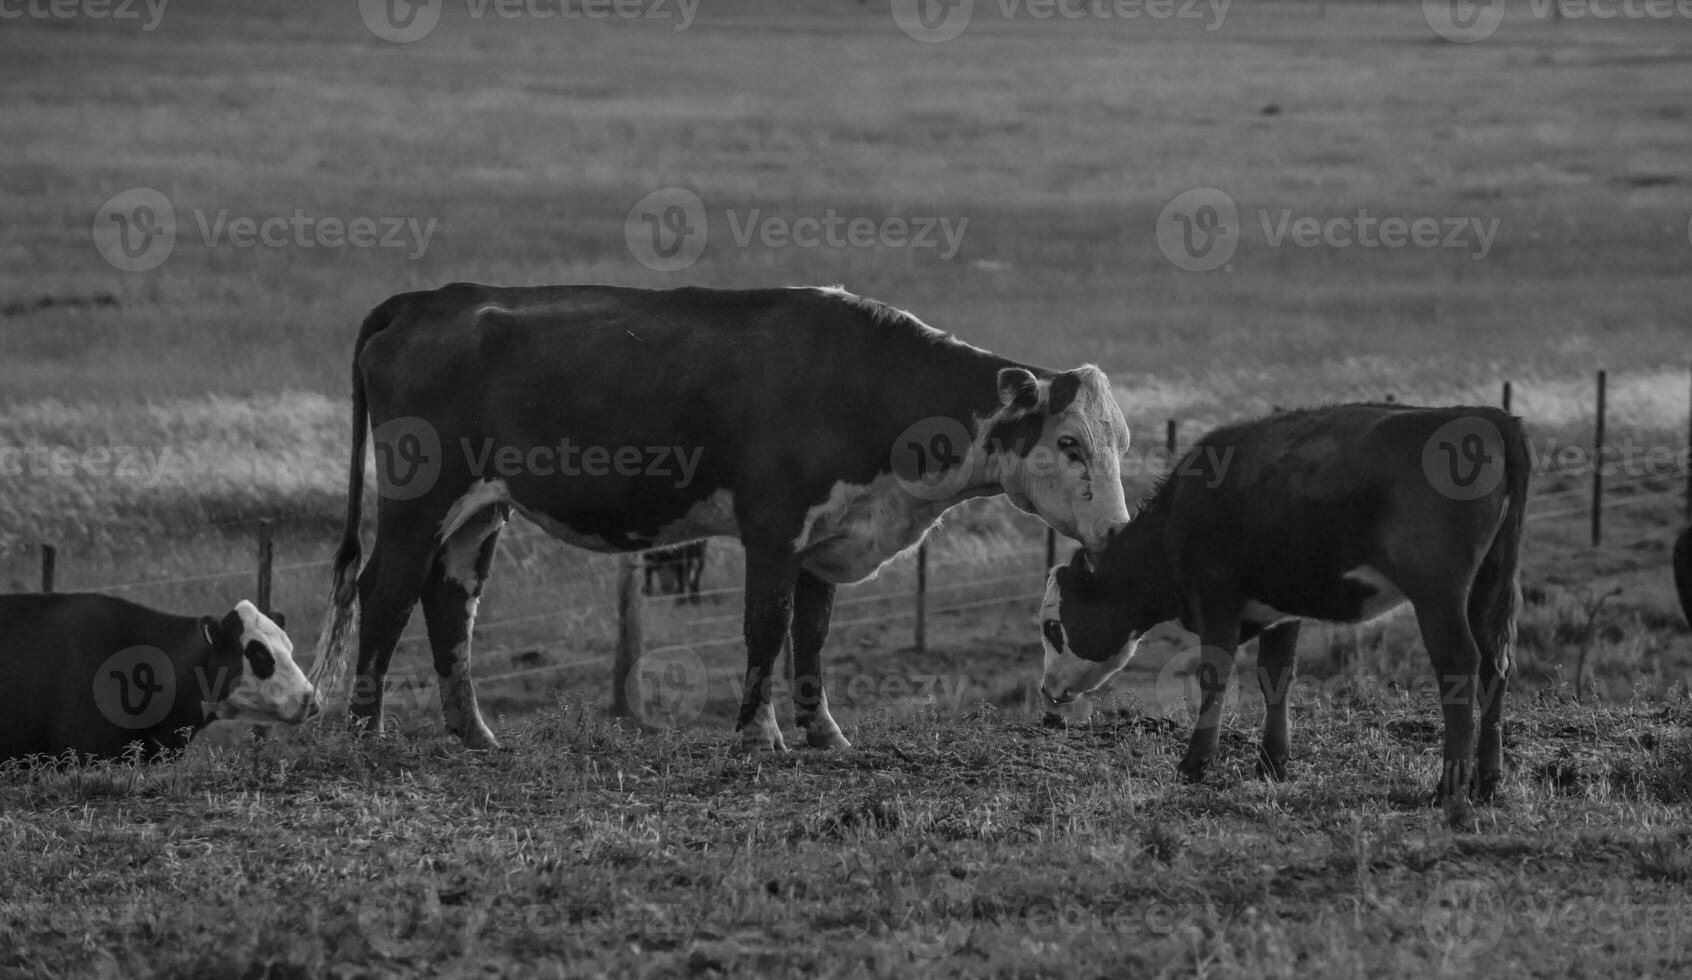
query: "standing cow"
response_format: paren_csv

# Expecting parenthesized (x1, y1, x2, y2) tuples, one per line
(1039, 403, 1527, 828)
(1, 595, 317, 762)
(310, 283, 1131, 751)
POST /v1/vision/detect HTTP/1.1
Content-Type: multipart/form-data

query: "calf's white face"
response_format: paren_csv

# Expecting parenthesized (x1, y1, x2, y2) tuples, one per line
(1038, 565, 1141, 706)
(204, 600, 318, 725)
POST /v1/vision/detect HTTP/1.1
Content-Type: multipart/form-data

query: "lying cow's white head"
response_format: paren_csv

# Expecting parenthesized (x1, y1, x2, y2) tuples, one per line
(200, 601, 318, 725)
(984, 365, 1130, 554)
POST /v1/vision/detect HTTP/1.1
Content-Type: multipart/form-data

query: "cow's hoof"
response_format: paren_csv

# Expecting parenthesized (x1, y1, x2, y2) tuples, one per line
(1475, 770, 1503, 803)
(1177, 753, 1209, 784)
(740, 727, 789, 753)
(1254, 751, 1289, 783)
(450, 725, 502, 751)
(805, 726, 851, 750)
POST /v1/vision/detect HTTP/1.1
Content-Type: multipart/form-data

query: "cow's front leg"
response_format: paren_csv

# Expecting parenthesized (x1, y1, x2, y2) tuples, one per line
(1177, 610, 1242, 784)
(736, 541, 799, 752)
(792, 568, 849, 749)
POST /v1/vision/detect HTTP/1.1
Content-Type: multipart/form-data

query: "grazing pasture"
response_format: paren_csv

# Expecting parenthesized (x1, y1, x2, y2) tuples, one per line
(2, 0, 1692, 975)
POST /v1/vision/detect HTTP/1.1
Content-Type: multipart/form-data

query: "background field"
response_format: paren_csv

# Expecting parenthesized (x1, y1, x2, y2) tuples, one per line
(2, 0, 1692, 976)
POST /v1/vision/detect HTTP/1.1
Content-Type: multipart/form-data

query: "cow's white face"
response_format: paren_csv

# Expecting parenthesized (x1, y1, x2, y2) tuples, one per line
(988, 366, 1130, 554)
(1038, 564, 1143, 705)
(204, 601, 319, 725)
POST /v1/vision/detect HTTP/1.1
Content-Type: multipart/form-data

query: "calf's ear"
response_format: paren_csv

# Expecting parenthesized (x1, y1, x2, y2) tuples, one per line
(270, 610, 287, 630)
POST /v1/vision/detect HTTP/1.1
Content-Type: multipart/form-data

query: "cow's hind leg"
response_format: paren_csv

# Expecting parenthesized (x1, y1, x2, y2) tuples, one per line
(351, 525, 437, 736)
(1254, 620, 1300, 781)
(1178, 610, 1243, 784)
(421, 505, 507, 750)
(736, 537, 800, 752)
(1413, 597, 1483, 829)
(792, 568, 849, 750)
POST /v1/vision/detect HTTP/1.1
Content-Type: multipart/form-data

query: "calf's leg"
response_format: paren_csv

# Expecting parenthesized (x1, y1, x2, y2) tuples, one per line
(1178, 610, 1242, 784)
(1254, 620, 1300, 781)
(1413, 598, 1483, 829)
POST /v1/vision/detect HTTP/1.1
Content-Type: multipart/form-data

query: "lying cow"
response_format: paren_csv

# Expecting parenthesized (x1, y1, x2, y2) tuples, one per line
(0, 595, 318, 762)
(1039, 403, 1528, 828)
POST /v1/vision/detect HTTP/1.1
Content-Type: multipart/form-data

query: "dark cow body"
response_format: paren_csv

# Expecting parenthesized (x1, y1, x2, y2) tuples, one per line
(311, 283, 1130, 751)
(0, 594, 314, 762)
(644, 542, 707, 603)
(1041, 403, 1529, 828)
(1675, 526, 1692, 629)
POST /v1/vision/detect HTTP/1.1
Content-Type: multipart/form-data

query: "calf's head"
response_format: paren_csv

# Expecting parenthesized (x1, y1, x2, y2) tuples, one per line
(201, 600, 318, 725)
(986, 365, 1130, 554)
(1038, 542, 1152, 706)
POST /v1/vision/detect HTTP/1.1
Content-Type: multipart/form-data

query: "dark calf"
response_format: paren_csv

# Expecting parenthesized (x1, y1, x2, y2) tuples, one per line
(1039, 403, 1528, 829)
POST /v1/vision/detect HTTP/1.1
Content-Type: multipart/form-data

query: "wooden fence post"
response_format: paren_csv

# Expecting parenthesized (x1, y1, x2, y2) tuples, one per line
(1592, 370, 1606, 548)
(1044, 526, 1056, 570)
(612, 554, 642, 719)
(1502, 380, 1512, 412)
(256, 519, 274, 615)
(1166, 418, 1178, 455)
(914, 541, 928, 652)
(40, 544, 55, 593)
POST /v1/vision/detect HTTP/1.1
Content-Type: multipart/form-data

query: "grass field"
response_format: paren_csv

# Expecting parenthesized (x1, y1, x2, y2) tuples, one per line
(3, 0, 1692, 975)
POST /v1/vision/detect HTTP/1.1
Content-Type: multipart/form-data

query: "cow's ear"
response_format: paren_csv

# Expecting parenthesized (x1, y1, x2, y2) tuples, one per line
(996, 367, 1043, 413)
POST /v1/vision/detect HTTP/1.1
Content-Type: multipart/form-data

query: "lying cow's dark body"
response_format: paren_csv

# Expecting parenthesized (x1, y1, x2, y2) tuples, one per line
(1041, 403, 1528, 828)
(1675, 527, 1692, 629)
(644, 542, 707, 603)
(0, 594, 314, 762)
(311, 283, 1130, 751)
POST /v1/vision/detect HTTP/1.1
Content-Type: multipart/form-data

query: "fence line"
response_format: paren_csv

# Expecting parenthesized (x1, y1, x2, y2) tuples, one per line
(15, 369, 1692, 712)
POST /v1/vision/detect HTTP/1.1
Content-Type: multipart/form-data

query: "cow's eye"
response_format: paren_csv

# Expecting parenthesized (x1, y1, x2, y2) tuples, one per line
(1056, 435, 1083, 462)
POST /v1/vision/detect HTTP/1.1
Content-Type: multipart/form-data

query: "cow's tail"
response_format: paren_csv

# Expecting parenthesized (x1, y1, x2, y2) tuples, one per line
(308, 299, 398, 712)
(1468, 412, 1530, 682)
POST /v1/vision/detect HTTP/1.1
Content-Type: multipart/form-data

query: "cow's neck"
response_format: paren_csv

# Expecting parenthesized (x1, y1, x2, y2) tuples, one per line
(906, 342, 1046, 503)
(1108, 512, 1182, 631)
